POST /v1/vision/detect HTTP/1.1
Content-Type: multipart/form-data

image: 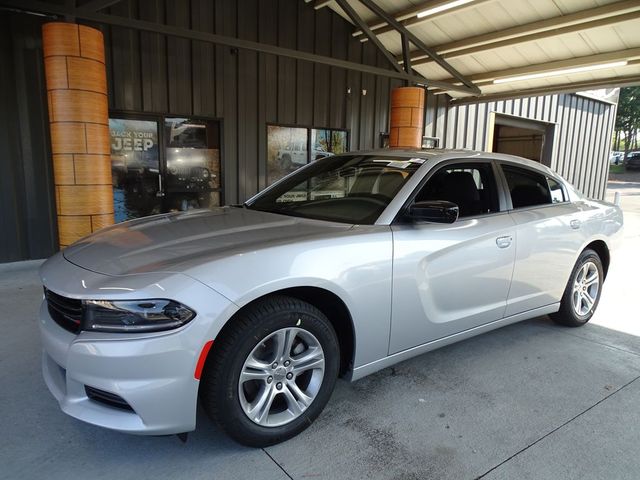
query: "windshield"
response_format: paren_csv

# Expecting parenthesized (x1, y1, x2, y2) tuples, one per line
(247, 155, 425, 224)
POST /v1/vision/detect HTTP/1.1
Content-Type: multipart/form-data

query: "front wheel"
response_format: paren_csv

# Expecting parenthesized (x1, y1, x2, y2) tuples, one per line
(199, 296, 339, 447)
(550, 248, 603, 327)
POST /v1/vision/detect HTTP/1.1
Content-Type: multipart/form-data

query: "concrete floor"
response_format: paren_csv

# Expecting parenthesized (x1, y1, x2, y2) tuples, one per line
(1, 178, 639, 480)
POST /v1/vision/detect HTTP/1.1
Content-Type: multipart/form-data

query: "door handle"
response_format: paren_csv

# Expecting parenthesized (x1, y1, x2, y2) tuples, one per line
(570, 219, 581, 230)
(496, 236, 513, 248)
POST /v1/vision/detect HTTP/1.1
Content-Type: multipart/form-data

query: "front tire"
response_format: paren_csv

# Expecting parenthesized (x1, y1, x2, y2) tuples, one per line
(550, 248, 603, 327)
(199, 295, 339, 447)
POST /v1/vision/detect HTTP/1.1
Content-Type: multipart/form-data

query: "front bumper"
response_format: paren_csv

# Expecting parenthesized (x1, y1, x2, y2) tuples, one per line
(39, 254, 237, 435)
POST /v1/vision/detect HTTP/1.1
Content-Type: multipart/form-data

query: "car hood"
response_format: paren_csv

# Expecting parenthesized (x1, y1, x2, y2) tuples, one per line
(63, 207, 353, 276)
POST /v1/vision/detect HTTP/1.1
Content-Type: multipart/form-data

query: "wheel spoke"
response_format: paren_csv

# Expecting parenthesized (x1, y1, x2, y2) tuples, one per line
(240, 368, 270, 384)
(273, 329, 297, 362)
(281, 385, 304, 416)
(249, 385, 277, 425)
(577, 264, 588, 282)
(244, 354, 271, 372)
(584, 272, 599, 287)
(291, 347, 325, 373)
(287, 381, 314, 407)
(582, 291, 595, 310)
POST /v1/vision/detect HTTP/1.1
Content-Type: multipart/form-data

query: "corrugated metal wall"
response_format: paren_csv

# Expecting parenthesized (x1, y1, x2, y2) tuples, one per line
(0, 1, 618, 263)
(424, 93, 617, 199)
(0, 13, 58, 263)
(0, 0, 401, 262)
(99, 0, 402, 203)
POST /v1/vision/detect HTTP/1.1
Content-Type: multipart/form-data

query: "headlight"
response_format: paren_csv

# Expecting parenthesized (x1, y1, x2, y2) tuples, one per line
(83, 299, 196, 333)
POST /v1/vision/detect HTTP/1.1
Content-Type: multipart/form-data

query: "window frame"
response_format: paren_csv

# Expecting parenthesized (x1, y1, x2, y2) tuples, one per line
(109, 110, 225, 206)
(265, 123, 350, 186)
(393, 158, 510, 224)
(495, 161, 568, 211)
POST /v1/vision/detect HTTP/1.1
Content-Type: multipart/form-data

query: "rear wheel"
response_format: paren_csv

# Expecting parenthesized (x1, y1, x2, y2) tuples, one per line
(550, 248, 603, 327)
(199, 295, 339, 447)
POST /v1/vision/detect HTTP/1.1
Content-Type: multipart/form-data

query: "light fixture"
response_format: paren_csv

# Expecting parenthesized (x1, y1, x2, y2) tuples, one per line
(493, 61, 628, 84)
(416, 0, 474, 18)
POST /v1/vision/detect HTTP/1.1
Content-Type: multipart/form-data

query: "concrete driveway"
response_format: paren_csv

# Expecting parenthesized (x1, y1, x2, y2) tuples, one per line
(1, 179, 639, 480)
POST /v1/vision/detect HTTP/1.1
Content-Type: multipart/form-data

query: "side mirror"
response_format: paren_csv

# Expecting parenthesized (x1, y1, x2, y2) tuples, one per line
(408, 200, 459, 224)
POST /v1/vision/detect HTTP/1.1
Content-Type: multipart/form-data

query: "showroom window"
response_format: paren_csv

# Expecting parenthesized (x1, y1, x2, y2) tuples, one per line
(109, 115, 222, 222)
(267, 124, 349, 185)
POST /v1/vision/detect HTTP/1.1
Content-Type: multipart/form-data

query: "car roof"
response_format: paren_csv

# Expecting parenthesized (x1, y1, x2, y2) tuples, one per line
(345, 148, 556, 177)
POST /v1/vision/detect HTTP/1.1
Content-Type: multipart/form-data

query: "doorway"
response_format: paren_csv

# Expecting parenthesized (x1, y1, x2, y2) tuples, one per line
(489, 113, 555, 166)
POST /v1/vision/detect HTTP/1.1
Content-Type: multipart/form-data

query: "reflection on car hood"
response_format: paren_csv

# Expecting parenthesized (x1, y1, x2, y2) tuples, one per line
(63, 207, 352, 276)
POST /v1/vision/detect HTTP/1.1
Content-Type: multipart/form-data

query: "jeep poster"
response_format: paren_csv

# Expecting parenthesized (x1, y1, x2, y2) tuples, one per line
(109, 118, 161, 222)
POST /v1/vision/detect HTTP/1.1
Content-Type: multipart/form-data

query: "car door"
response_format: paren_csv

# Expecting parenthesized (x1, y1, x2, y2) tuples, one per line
(389, 159, 517, 354)
(497, 162, 585, 316)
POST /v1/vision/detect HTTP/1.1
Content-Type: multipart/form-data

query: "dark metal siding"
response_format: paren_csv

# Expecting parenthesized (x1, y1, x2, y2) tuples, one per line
(98, 0, 397, 202)
(0, 0, 396, 262)
(0, 13, 58, 263)
(0, 1, 617, 262)
(424, 93, 616, 199)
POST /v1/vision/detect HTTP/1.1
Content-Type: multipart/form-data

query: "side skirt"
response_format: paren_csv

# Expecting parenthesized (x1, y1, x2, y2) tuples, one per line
(347, 303, 560, 381)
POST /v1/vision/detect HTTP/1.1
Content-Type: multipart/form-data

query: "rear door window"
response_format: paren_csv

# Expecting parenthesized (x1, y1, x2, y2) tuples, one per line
(501, 165, 552, 209)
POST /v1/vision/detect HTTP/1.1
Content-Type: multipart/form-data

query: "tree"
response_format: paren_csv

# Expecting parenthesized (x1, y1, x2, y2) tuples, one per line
(615, 87, 640, 157)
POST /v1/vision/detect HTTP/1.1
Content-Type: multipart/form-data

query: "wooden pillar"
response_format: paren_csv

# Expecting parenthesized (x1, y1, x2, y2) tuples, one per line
(389, 86, 425, 149)
(42, 22, 113, 248)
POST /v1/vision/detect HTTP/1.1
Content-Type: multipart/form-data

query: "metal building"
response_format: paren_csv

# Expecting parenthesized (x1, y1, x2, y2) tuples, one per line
(0, 0, 636, 263)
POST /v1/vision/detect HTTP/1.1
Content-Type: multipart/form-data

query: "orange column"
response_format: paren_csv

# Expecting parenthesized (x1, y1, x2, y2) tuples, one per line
(42, 22, 113, 248)
(389, 86, 425, 149)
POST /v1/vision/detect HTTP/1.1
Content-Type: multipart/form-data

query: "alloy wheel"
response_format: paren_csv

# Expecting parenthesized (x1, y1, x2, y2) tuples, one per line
(571, 261, 600, 317)
(238, 327, 325, 427)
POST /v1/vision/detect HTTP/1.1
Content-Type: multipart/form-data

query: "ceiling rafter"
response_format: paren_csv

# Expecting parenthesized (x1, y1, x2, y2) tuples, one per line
(357, 0, 480, 93)
(334, 0, 405, 74)
(2, 0, 479, 94)
(398, 0, 640, 66)
(429, 48, 640, 92)
(449, 74, 640, 105)
(353, 0, 495, 42)
(76, 0, 123, 12)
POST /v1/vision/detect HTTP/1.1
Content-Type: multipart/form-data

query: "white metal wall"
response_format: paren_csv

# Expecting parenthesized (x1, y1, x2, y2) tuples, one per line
(424, 93, 617, 199)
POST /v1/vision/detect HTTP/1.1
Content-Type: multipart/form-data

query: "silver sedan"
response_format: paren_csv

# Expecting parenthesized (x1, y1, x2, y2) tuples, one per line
(39, 149, 623, 446)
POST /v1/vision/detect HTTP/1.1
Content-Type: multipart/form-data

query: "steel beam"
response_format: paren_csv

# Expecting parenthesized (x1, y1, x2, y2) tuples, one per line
(77, 0, 124, 12)
(429, 48, 640, 92)
(357, 0, 480, 94)
(0, 0, 479, 93)
(335, 0, 404, 74)
(449, 74, 640, 105)
(354, 0, 495, 41)
(400, 0, 640, 66)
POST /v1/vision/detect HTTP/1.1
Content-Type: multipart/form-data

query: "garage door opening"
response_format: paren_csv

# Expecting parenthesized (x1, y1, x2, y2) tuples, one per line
(489, 113, 555, 167)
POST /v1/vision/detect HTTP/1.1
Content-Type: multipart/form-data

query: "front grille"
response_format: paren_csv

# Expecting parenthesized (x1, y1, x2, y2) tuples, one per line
(85, 386, 134, 411)
(44, 288, 82, 334)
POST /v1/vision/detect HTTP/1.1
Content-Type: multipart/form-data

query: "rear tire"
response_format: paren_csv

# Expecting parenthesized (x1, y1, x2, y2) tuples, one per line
(550, 248, 603, 327)
(199, 295, 339, 447)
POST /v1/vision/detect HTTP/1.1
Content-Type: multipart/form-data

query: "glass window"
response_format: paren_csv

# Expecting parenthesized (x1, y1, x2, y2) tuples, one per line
(547, 177, 566, 203)
(250, 155, 422, 224)
(502, 165, 552, 209)
(164, 118, 221, 211)
(415, 163, 499, 218)
(268, 125, 349, 185)
(267, 126, 308, 185)
(109, 118, 161, 222)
